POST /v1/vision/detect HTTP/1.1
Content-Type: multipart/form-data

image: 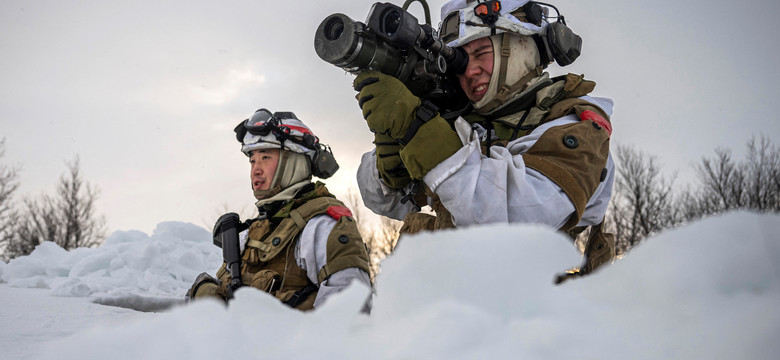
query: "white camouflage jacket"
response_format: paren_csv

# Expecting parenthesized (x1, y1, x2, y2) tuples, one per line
(357, 96, 615, 230)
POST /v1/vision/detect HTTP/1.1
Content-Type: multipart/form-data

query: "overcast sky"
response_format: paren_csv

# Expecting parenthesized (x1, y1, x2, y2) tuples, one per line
(2, 0, 779, 234)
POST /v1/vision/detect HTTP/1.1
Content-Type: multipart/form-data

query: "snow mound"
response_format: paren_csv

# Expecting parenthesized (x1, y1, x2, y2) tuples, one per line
(1, 221, 220, 307)
(15, 211, 779, 360)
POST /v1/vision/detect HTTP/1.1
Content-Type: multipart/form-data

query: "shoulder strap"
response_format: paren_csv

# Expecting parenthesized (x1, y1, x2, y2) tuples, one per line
(289, 197, 346, 228)
(496, 73, 601, 141)
(246, 196, 346, 260)
(538, 73, 585, 110)
(282, 283, 318, 308)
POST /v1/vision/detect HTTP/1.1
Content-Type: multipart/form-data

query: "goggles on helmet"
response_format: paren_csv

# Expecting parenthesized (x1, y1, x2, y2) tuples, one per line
(234, 109, 318, 153)
(474, 0, 501, 24)
(243, 108, 277, 136)
(233, 108, 340, 179)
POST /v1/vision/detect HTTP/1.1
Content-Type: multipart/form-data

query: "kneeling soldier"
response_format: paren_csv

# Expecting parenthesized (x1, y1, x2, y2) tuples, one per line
(187, 108, 371, 311)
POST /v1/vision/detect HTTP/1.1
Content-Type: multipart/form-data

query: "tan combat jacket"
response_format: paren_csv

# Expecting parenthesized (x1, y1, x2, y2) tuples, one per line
(214, 184, 371, 311)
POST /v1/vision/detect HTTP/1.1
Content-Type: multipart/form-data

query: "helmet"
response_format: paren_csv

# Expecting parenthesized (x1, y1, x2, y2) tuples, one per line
(439, 0, 581, 115)
(234, 109, 338, 201)
(236, 109, 317, 155)
(439, 0, 546, 48)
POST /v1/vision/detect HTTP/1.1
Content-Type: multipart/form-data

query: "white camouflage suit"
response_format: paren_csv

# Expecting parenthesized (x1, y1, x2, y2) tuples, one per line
(357, 96, 614, 230)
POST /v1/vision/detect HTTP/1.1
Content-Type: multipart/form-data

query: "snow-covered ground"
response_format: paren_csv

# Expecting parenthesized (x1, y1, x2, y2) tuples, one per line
(1, 212, 778, 359)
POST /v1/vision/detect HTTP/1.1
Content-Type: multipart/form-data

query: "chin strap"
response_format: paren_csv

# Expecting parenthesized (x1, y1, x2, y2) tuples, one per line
(479, 34, 544, 115)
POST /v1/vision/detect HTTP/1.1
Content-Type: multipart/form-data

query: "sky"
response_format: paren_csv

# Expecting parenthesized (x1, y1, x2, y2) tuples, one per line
(1, 211, 778, 359)
(2, 0, 779, 234)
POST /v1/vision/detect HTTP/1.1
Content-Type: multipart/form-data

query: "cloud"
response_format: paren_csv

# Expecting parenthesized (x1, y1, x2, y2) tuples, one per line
(190, 65, 267, 106)
(2, 0, 778, 235)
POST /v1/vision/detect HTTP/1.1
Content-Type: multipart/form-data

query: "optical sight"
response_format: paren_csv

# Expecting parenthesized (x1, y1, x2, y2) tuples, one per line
(314, 2, 468, 106)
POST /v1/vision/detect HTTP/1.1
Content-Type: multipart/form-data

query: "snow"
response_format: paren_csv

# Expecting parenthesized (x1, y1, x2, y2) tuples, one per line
(1, 212, 779, 359)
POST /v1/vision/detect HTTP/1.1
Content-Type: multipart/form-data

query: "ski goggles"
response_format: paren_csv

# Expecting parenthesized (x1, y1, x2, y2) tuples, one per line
(234, 109, 318, 150)
(474, 0, 502, 23)
(234, 108, 277, 140)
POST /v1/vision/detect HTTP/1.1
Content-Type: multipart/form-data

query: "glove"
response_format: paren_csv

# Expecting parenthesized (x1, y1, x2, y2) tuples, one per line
(554, 223, 615, 285)
(399, 114, 463, 179)
(353, 70, 421, 139)
(374, 132, 411, 189)
(185, 272, 223, 302)
(582, 227, 615, 274)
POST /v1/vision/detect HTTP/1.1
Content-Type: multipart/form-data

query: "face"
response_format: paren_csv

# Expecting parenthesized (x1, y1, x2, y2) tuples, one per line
(249, 148, 280, 193)
(457, 37, 494, 103)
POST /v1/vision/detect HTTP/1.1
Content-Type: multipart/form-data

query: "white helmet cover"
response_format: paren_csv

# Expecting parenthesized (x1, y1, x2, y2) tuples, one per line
(240, 113, 315, 155)
(439, 0, 547, 48)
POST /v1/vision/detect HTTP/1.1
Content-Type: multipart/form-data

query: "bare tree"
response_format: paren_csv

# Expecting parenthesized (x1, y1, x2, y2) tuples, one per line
(4, 156, 106, 260)
(369, 215, 401, 267)
(4, 196, 57, 260)
(344, 186, 365, 230)
(744, 136, 780, 212)
(674, 185, 708, 224)
(344, 186, 401, 280)
(607, 144, 677, 254)
(687, 135, 780, 219)
(0, 139, 21, 260)
(55, 157, 106, 249)
(693, 147, 746, 215)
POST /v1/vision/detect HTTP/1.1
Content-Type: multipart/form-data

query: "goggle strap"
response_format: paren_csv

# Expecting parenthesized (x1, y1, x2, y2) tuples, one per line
(234, 120, 249, 142)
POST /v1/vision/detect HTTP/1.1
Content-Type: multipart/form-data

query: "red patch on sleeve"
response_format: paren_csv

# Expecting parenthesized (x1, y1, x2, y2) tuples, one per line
(326, 206, 353, 220)
(580, 110, 612, 137)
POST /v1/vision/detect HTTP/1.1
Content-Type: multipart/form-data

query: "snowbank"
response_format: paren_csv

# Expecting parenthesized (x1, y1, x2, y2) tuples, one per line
(1, 212, 778, 359)
(1, 221, 221, 311)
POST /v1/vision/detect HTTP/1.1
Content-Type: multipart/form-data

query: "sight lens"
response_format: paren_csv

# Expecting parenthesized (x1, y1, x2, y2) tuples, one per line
(383, 10, 401, 36)
(324, 17, 345, 41)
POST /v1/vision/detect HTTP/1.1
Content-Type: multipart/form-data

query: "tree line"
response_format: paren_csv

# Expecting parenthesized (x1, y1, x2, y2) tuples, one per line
(2, 135, 777, 265)
(606, 135, 779, 255)
(0, 138, 106, 262)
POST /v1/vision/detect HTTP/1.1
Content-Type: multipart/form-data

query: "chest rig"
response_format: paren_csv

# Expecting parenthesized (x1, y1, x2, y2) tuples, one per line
(470, 73, 609, 151)
(217, 188, 369, 311)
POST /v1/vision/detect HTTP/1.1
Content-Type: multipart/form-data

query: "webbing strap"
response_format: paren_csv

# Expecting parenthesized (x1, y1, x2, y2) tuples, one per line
(538, 74, 583, 110)
(483, 66, 543, 114)
(289, 209, 306, 229)
(317, 255, 371, 284)
(498, 32, 511, 94)
(486, 33, 512, 113)
(479, 35, 543, 114)
(400, 100, 439, 146)
(282, 283, 318, 308)
(464, 21, 513, 34)
(246, 197, 341, 253)
(246, 239, 274, 252)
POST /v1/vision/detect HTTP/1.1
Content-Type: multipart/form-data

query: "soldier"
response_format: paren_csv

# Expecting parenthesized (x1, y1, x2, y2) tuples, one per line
(187, 108, 372, 310)
(354, 0, 615, 280)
